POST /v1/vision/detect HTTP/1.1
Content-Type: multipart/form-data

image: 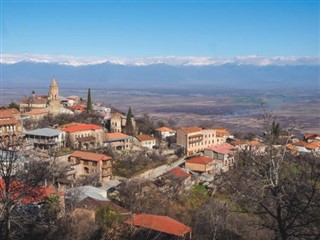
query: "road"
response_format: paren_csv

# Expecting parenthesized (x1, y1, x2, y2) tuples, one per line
(132, 157, 186, 181)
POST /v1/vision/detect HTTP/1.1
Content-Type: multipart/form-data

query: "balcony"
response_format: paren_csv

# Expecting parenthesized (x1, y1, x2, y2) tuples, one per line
(27, 138, 60, 144)
(102, 170, 112, 177)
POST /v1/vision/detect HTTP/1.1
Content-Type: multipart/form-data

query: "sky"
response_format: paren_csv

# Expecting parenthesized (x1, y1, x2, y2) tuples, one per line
(1, 0, 319, 62)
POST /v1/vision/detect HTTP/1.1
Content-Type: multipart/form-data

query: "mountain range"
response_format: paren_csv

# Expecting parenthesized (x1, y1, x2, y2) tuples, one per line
(2, 61, 319, 91)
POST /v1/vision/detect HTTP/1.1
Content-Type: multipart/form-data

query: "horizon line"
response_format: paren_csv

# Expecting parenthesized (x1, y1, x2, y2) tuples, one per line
(1, 53, 319, 67)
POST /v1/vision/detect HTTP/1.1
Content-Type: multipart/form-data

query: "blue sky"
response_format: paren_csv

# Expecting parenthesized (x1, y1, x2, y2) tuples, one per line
(1, 1, 319, 58)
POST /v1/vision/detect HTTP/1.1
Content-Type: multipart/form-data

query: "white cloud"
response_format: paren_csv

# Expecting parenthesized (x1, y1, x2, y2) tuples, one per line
(0, 53, 319, 66)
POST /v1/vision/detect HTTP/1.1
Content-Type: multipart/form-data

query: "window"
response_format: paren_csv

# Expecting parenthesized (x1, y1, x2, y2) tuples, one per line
(92, 162, 97, 167)
(84, 167, 89, 173)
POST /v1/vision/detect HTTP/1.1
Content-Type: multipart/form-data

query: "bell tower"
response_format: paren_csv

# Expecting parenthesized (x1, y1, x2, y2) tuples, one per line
(48, 77, 59, 100)
(48, 77, 61, 114)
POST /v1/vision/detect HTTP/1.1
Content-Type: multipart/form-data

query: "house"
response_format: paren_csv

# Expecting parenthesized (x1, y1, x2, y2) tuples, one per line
(0, 109, 21, 143)
(155, 167, 192, 192)
(22, 109, 49, 120)
(204, 143, 236, 172)
(0, 179, 62, 205)
(60, 97, 76, 107)
(154, 127, 176, 140)
(135, 135, 156, 149)
(108, 112, 136, 133)
(68, 150, 112, 182)
(292, 141, 320, 154)
(59, 123, 104, 150)
(103, 132, 133, 151)
(185, 156, 214, 173)
(214, 128, 234, 143)
(24, 128, 66, 149)
(177, 127, 221, 156)
(304, 133, 320, 143)
(232, 140, 267, 155)
(125, 214, 192, 239)
(19, 91, 47, 112)
(78, 196, 131, 217)
(93, 105, 111, 120)
(68, 105, 86, 114)
(66, 185, 109, 202)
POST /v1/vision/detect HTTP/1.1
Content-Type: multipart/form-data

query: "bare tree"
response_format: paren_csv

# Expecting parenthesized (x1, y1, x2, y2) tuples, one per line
(227, 107, 320, 239)
(0, 139, 56, 240)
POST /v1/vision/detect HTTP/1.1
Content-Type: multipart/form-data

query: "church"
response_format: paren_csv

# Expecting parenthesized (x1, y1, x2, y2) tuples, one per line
(20, 77, 73, 116)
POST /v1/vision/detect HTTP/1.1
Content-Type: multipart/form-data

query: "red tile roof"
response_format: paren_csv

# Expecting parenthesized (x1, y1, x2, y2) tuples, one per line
(59, 123, 102, 132)
(169, 167, 191, 178)
(180, 126, 202, 133)
(214, 128, 230, 137)
(136, 134, 155, 142)
(70, 151, 112, 162)
(187, 156, 213, 165)
(104, 132, 131, 140)
(155, 127, 176, 133)
(305, 142, 320, 150)
(24, 109, 49, 115)
(293, 141, 309, 147)
(0, 179, 59, 204)
(205, 143, 235, 154)
(304, 133, 319, 140)
(125, 214, 192, 237)
(69, 105, 86, 111)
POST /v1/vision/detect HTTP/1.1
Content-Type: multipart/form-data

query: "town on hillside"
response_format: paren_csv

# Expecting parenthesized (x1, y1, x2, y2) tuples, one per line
(1, 78, 320, 240)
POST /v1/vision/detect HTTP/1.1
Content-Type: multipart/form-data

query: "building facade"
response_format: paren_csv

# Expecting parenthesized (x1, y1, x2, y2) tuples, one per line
(154, 127, 176, 141)
(108, 112, 136, 133)
(24, 128, 66, 149)
(0, 109, 21, 144)
(59, 123, 104, 150)
(103, 132, 133, 151)
(135, 135, 156, 149)
(68, 151, 112, 183)
(177, 127, 220, 156)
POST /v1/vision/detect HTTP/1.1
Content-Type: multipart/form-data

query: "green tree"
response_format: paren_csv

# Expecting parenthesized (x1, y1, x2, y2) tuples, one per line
(8, 102, 19, 110)
(95, 206, 123, 228)
(43, 194, 61, 223)
(86, 88, 92, 111)
(124, 107, 134, 135)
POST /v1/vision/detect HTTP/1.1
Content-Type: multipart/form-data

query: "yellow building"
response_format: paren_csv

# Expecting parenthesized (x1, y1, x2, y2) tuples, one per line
(177, 127, 220, 156)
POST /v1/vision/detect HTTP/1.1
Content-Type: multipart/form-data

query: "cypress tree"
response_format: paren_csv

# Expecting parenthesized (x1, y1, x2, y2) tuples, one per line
(87, 88, 92, 111)
(125, 107, 134, 135)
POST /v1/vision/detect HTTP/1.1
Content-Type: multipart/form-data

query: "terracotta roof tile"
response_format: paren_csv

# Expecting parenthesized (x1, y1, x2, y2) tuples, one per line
(59, 123, 102, 132)
(155, 127, 176, 133)
(214, 128, 230, 137)
(304, 133, 319, 139)
(180, 126, 202, 133)
(305, 142, 320, 150)
(136, 135, 155, 142)
(205, 143, 235, 154)
(70, 150, 112, 162)
(69, 105, 86, 111)
(0, 109, 16, 118)
(23, 109, 49, 115)
(169, 167, 191, 178)
(187, 156, 213, 165)
(104, 132, 131, 140)
(125, 214, 192, 236)
(0, 109, 18, 125)
(0, 179, 59, 204)
(293, 141, 309, 147)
